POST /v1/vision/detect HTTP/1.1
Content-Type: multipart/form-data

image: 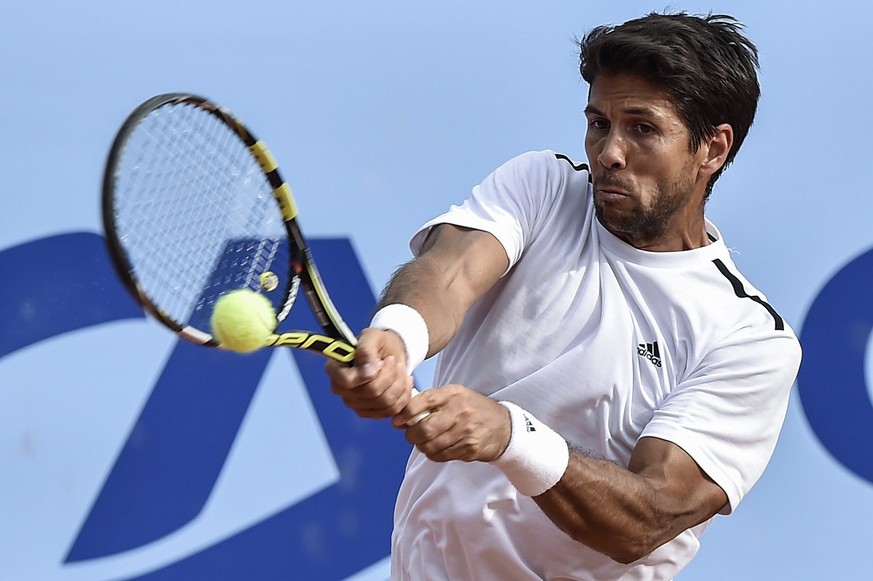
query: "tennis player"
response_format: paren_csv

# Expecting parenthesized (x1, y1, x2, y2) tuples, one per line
(327, 11, 801, 580)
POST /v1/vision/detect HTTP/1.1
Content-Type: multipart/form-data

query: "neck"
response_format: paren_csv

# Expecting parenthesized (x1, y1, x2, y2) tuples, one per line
(602, 197, 710, 252)
(615, 220, 710, 251)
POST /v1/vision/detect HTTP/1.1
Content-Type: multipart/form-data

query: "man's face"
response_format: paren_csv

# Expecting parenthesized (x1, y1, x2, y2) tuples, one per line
(584, 73, 709, 250)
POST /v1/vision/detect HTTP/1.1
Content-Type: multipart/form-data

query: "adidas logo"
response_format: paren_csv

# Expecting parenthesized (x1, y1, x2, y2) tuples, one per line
(522, 413, 536, 432)
(637, 341, 663, 368)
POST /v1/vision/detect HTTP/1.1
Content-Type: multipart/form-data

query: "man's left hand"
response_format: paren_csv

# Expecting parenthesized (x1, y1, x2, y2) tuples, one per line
(393, 385, 511, 463)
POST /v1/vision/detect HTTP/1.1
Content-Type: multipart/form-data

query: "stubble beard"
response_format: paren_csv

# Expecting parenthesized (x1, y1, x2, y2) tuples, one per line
(594, 173, 696, 246)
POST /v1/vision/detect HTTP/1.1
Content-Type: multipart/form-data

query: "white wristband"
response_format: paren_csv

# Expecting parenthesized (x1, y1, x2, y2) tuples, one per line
(492, 401, 569, 497)
(369, 304, 429, 374)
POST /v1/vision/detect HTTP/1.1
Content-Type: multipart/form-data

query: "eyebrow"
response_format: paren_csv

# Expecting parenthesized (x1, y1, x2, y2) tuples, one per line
(584, 104, 662, 118)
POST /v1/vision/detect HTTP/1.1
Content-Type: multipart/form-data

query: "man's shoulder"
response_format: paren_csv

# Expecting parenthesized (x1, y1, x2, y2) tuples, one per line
(495, 151, 592, 207)
(520, 149, 590, 172)
(501, 150, 591, 179)
(551, 151, 590, 174)
(687, 254, 797, 342)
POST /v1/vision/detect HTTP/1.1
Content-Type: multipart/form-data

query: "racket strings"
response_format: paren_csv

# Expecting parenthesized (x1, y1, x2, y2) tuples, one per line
(112, 101, 287, 329)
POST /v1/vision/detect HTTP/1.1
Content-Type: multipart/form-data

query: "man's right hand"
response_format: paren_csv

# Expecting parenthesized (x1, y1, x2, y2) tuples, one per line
(325, 327, 415, 420)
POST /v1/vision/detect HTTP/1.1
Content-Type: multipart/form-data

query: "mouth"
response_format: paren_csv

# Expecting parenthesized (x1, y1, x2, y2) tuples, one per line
(594, 185, 631, 202)
(593, 174, 635, 199)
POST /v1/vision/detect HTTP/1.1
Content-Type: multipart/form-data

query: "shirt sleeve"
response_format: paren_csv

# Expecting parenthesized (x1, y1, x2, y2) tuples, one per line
(409, 150, 567, 273)
(640, 325, 802, 514)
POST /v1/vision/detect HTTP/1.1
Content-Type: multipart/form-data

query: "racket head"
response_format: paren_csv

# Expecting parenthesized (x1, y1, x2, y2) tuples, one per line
(102, 93, 299, 347)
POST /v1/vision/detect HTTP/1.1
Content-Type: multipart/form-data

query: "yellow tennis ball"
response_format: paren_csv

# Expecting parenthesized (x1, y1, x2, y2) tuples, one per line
(210, 289, 277, 353)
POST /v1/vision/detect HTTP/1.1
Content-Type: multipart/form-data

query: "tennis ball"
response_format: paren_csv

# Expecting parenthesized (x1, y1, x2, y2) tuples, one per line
(211, 289, 277, 353)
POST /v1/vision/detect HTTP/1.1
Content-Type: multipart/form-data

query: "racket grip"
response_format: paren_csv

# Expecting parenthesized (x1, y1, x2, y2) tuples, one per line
(407, 387, 430, 426)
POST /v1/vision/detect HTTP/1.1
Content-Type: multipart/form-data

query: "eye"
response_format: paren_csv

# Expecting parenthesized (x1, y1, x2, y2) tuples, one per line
(635, 123, 655, 134)
(588, 118, 609, 131)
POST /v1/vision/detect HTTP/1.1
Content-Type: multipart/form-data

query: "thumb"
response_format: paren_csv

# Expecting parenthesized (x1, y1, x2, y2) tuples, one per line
(355, 328, 392, 378)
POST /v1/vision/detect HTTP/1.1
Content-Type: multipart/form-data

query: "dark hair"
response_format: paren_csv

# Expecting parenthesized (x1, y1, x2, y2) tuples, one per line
(579, 12, 760, 195)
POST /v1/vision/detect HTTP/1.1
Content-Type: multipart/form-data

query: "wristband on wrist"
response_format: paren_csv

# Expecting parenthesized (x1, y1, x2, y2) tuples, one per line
(369, 304, 429, 374)
(492, 401, 570, 497)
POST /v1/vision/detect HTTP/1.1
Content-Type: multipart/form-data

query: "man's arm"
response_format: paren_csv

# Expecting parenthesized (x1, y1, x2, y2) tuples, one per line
(325, 223, 508, 419)
(395, 388, 727, 564)
(376, 223, 508, 357)
(534, 436, 727, 563)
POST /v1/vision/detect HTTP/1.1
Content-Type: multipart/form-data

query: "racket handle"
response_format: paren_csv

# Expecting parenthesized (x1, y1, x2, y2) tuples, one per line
(407, 387, 430, 426)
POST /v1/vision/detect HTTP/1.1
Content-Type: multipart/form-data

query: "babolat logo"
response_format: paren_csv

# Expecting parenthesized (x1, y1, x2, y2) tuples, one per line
(266, 331, 355, 363)
(638, 341, 662, 368)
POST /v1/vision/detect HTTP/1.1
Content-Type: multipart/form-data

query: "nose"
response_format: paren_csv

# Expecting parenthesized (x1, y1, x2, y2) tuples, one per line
(596, 132, 626, 170)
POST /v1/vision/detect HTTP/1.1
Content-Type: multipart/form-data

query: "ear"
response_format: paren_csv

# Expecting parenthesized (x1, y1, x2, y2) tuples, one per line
(698, 123, 734, 179)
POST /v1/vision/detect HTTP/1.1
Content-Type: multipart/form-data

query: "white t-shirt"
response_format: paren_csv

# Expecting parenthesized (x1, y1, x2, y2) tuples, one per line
(392, 150, 802, 581)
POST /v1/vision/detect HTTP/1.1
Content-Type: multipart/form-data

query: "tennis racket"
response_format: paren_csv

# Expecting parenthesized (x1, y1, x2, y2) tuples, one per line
(102, 92, 359, 363)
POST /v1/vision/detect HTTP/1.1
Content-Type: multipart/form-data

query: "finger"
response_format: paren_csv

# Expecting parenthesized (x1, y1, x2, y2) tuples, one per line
(404, 408, 456, 447)
(392, 380, 433, 428)
(398, 371, 431, 426)
(325, 358, 362, 391)
(340, 358, 417, 419)
(333, 356, 397, 399)
(327, 360, 381, 394)
(353, 331, 387, 379)
(411, 415, 497, 463)
(408, 417, 486, 462)
(421, 437, 483, 463)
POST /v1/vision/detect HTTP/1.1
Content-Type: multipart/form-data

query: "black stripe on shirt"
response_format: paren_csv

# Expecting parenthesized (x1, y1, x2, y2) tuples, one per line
(712, 258, 785, 331)
(554, 153, 590, 173)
